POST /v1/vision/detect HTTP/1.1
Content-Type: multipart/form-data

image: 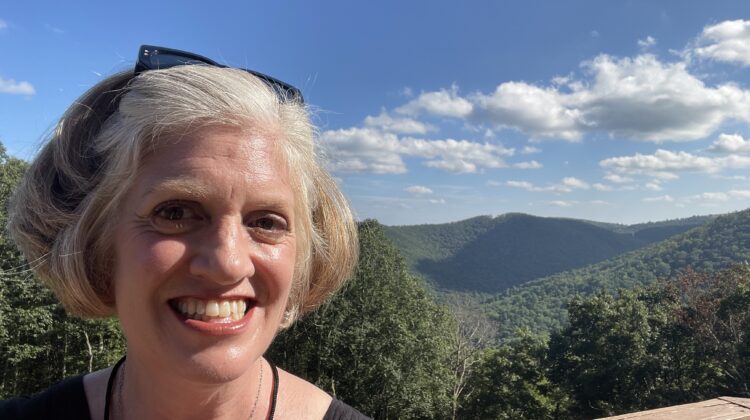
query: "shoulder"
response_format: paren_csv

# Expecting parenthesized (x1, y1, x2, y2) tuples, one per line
(0, 375, 91, 420)
(275, 365, 332, 419)
(273, 364, 371, 420)
(323, 398, 372, 420)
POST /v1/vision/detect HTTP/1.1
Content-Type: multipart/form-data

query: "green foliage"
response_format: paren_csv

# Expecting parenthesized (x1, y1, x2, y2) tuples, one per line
(545, 265, 750, 418)
(268, 220, 455, 419)
(0, 146, 125, 398)
(460, 265, 750, 419)
(547, 287, 683, 418)
(459, 331, 570, 419)
(383, 215, 497, 268)
(385, 213, 707, 294)
(485, 209, 750, 339)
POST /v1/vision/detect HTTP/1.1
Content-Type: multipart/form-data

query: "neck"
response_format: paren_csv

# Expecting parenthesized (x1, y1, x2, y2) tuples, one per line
(112, 355, 267, 420)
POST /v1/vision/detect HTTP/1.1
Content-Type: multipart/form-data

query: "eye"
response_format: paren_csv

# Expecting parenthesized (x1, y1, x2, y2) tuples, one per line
(246, 213, 290, 241)
(151, 201, 205, 233)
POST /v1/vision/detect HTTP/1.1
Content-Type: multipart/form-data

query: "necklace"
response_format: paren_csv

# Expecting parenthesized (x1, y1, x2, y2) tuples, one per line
(103, 356, 270, 420)
(248, 358, 264, 419)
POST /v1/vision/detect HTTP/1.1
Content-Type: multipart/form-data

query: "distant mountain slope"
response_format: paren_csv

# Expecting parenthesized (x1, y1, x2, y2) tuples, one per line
(484, 208, 750, 340)
(383, 215, 496, 266)
(584, 215, 716, 234)
(384, 213, 709, 293)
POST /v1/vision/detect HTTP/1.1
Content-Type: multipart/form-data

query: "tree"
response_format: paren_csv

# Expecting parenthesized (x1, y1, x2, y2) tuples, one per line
(459, 330, 570, 419)
(547, 287, 683, 418)
(268, 220, 455, 419)
(0, 144, 125, 397)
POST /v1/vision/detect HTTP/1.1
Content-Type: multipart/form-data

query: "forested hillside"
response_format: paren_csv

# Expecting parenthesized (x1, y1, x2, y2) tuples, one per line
(384, 213, 709, 293)
(460, 266, 750, 419)
(485, 208, 750, 339)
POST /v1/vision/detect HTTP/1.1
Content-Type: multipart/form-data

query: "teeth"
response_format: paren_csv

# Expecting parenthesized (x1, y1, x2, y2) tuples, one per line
(206, 301, 220, 316)
(173, 298, 249, 321)
(219, 301, 231, 317)
(187, 300, 196, 315)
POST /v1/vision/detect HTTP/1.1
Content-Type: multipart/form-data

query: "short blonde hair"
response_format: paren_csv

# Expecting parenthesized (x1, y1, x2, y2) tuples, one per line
(9, 65, 358, 327)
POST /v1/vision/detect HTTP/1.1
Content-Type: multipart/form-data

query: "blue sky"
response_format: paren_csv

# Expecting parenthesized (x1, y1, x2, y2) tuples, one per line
(2, 1, 750, 226)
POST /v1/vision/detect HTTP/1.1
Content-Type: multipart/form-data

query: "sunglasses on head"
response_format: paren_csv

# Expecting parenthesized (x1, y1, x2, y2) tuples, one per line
(134, 45, 304, 103)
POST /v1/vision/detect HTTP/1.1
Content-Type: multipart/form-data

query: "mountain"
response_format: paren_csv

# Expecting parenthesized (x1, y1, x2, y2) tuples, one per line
(483, 208, 750, 340)
(383, 213, 710, 293)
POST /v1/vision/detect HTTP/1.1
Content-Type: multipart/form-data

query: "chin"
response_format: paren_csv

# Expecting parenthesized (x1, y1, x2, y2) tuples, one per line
(180, 345, 261, 384)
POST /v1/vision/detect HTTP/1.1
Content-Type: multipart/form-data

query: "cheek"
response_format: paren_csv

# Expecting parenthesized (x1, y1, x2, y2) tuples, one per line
(259, 244, 297, 301)
(114, 235, 188, 294)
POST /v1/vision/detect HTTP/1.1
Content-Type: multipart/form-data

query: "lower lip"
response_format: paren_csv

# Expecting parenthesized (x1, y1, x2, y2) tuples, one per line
(171, 305, 254, 336)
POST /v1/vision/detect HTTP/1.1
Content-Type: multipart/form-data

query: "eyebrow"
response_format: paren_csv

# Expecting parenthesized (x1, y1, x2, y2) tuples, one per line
(139, 178, 295, 212)
(141, 178, 212, 200)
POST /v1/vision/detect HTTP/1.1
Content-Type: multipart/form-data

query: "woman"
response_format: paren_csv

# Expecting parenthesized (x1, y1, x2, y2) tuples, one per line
(2, 45, 367, 419)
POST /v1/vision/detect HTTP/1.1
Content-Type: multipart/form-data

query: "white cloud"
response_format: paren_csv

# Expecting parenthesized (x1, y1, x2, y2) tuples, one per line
(571, 54, 750, 141)
(679, 190, 750, 206)
(643, 195, 674, 202)
(321, 127, 407, 174)
(549, 200, 578, 207)
(514, 160, 542, 169)
(645, 182, 663, 191)
(683, 192, 730, 204)
(707, 133, 750, 154)
(471, 81, 582, 141)
(405, 185, 433, 195)
(604, 173, 634, 183)
(600, 149, 750, 175)
(561, 177, 590, 189)
(701, 192, 729, 201)
(320, 127, 514, 174)
(505, 177, 589, 193)
(364, 111, 435, 134)
(401, 137, 513, 173)
(590, 200, 610, 205)
(729, 189, 750, 198)
(638, 36, 656, 48)
(651, 171, 680, 181)
(693, 20, 750, 66)
(406, 52, 750, 142)
(506, 180, 535, 190)
(395, 84, 473, 118)
(521, 146, 541, 154)
(713, 174, 747, 181)
(0, 19, 7, 30)
(0, 76, 35, 95)
(593, 183, 614, 191)
(429, 198, 446, 204)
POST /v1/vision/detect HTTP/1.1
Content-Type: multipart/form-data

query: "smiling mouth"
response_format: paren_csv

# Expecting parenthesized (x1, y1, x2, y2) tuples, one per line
(169, 297, 253, 322)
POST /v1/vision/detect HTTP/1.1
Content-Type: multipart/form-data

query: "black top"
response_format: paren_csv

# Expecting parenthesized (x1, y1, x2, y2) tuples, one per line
(0, 374, 371, 420)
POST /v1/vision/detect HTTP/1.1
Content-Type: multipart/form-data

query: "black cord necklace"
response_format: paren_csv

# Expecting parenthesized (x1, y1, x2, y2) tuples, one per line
(103, 356, 279, 420)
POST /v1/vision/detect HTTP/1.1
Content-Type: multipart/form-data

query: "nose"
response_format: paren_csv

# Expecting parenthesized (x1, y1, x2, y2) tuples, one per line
(189, 217, 255, 284)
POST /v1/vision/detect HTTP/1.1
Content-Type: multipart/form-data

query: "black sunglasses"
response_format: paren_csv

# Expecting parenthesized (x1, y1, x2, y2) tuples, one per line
(134, 45, 304, 103)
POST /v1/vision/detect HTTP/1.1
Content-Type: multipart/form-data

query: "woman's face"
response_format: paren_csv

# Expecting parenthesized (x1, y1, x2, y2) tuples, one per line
(112, 126, 297, 383)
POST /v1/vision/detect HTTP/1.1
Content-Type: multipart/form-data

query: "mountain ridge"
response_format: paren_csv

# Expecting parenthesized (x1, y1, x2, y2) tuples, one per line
(383, 212, 713, 293)
(483, 208, 750, 339)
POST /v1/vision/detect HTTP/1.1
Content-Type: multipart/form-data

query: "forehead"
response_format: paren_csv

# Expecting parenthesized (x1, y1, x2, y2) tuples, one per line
(132, 126, 293, 200)
(145, 125, 283, 165)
